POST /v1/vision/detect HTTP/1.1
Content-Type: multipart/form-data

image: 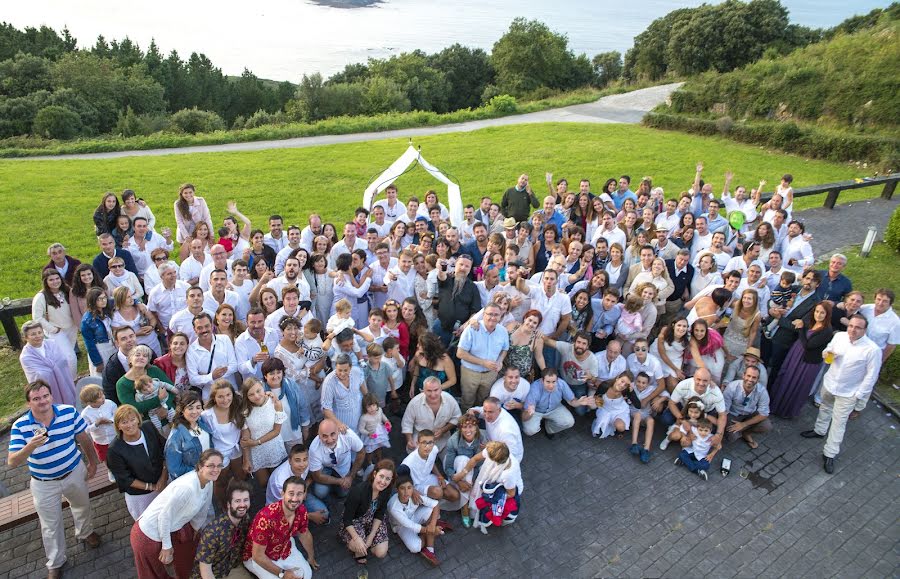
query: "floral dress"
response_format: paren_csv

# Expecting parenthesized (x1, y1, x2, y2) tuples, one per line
(243, 398, 287, 471)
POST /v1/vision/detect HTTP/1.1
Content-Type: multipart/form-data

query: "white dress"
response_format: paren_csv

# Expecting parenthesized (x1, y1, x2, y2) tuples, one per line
(591, 393, 631, 438)
(201, 408, 242, 465)
(243, 398, 287, 470)
(658, 339, 686, 378)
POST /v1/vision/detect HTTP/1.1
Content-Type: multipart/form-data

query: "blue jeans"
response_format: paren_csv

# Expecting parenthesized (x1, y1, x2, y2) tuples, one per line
(312, 467, 350, 501)
(304, 493, 330, 522)
(569, 383, 590, 416)
(678, 449, 710, 473)
(542, 346, 559, 371)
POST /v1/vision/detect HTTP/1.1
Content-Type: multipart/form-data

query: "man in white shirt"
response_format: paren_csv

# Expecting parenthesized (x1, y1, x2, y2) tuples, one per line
(198, 245, 233, 292)
(654, 198, 681, 235)
(626, 338, 666, 393)
(664, 369, 727, 446)
(396, 197, 421, 227)
(802, 315, 882, 473)
(458, 205, 477, 244)
(124, 217, 173, 275)
(368, 205, 392, 238)
(468, 398, 524, 463)
(721, 173, 761, 226)
(723, 240, 765, 278)
(367, 244, 397, 310)
(202, 269, 242, 320)
(263, 214, 287, 253)
(691, 216, 713, 258)
(308, 419, 365, 501)
(178, 239, 210, 286)
(474, 265, 502, 308)
(234, 308, 280, 381)
(372, 183, 406, 225)
(169, 286, 214, 342)
(226, 260, 253, 322)
(401, 377, 461, 452)
(299, 214, 323, 253)
(400, 431, 460, 503)
(859, 289, 899, 366)
(594, 339, 627, 383)
(328, 222, 368, 269)
(590, 211, 626, 250)
(148, 262, 188, 330)
(515, 269, 571, 369)
(265, 287, 313, 342)
(273, 226, 303, 276)
(266, 256, 311, 302)
(186, 313, 239, 400)
(265, 444, 330, 525)
(385, 250, 417, 305)
(781, 220, 814, 271)
(488, 366, 530, 419)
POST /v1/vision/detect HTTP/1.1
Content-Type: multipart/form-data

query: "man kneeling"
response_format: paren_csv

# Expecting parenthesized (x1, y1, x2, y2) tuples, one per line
(388, 476, 444, 566)
(400, 430, 461, 505)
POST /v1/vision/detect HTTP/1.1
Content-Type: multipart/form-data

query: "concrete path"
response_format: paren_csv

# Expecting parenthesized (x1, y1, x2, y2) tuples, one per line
(798, 196, 900, 257)
(21, 83, 683, 161)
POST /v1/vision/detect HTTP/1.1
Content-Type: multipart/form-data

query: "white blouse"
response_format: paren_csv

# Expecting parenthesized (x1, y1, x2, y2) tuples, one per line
(137, 470, 212, 550)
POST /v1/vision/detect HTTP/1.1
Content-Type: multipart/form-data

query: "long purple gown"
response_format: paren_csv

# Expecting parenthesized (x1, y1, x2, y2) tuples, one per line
(20, 339, 77, 406)
(769, 330, 824, 418)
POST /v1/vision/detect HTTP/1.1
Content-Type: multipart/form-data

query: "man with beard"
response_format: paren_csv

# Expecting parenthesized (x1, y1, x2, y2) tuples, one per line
(268, 256, 311, 302)
(462, 222, 489, 268)
(244, 477, 318, 579)
(501, 174, 540, 224)
(235, 308, 279, 381)
(191, 480, 252, 579)
(187, 313, 239, 399)
(204, 269, 243, 319)
(299, 214, 323, 253)
(274, 226, 304, 276)
(170, 286, 214, 342)
(433, 255, 480, 346)
(540, 331, 599, 416)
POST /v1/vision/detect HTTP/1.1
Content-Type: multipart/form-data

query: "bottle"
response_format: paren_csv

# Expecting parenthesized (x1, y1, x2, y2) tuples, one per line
(259, 341, 268, 354)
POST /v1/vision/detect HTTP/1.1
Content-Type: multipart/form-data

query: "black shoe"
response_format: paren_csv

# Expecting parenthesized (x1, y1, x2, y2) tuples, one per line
(823, 456, 835, 474)
(800, 430, 825, 439)
(543, 430, 556, 440)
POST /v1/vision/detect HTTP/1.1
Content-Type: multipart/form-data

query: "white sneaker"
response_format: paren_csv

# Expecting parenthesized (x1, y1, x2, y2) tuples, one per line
(698, 470, 708, 481)
(659, 437, 670, 451)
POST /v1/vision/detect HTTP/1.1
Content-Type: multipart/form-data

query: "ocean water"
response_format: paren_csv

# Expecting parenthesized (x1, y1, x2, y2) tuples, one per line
(4, 0, 889, 80)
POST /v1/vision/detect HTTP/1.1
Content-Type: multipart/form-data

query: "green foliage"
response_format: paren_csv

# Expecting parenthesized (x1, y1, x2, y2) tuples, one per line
(488, 94, 517, 113)
(32, 104, 82, 139)
(886, 204, 900, 253)
(244, 109, 287, 129)
(490, 18, 592, 96)
(368, 51, 449, 113)
(0, 22, 76, 61)
(824, 2, 900, 39)
(169, 107, 225, 134)
(363, 77, 410, 115)
(592, 51, 623, 88)
(427, 44, 494, 111)
(0, 53, 53, 97)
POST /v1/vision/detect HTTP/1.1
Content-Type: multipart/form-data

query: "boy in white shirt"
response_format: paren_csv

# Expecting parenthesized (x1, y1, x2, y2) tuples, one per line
(388, 475, 445, 566)
(399, 430, 460, 503)
(674, 418, 720, 481)
(79, 384, 117, 478)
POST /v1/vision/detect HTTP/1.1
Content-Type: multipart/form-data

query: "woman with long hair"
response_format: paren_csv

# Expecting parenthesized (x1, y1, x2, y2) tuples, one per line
(605, 242, 628, 295)
(333, 253, 372, 329)
(770, 302, 834, 419)
(689, 253, 723, 299)
(686, 319, 727, 384)
(751, 221, 778, 263)
(214, 303, 245, 344)
(340, 459, 396, 564)
(615, 198, 637, 223)
(409, 332, 457, 398)
(387, 220, 409, 257)
(173, 183, 213, 244)
(568, 289, 594, 337)
(322, 223, 339, 245)
(239, 377, 287, 488)
(401, 297, 428, 359)
(505, 310, 546, 380)
(201, 379, 246, 505)
(245, 229, 277, 272)
(69, 263, 105, 323)
(585, 196, 604, 242)
(32, 269, 78, 378)
(722, 289, 761, 370)
(628, 257, 675, 315)
(112, 285, 161, 356)
(153, 332, 192, 394)
(94, 191, 121, 236)
(81, 287, 115, 376)
(673, 211, 695, 240)
(178, 220, 216, 261)
(624, 230, 651, 269)
(656, 317, 690, 391)
(382, 299, 410, 360)
(307, 253, 334, 323)
(111, 214, 134, 249)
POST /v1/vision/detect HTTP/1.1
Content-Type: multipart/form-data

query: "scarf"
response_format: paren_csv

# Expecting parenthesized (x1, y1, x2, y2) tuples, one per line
(265, 377, 303, 431)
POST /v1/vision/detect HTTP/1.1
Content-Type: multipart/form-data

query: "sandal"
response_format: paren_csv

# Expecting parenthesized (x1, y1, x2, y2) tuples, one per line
(355, 556, 368, 565)
(743, 437, 759, 449)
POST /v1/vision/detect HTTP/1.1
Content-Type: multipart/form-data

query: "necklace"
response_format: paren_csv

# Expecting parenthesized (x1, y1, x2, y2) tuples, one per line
(189, 423, 202, 436)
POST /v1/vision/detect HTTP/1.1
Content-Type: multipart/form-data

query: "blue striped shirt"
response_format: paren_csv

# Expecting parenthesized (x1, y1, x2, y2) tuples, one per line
(8, 405, 86, 480)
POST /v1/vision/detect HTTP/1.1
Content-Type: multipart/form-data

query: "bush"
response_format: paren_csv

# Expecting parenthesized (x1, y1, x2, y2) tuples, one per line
(169, 108, 225, 134)
(715, 115, 734, 134)
(886, 204, 900, 253)
(32, 105, 82, 139)
(244, 109, 286, 129)
(488, 94, 517, 113)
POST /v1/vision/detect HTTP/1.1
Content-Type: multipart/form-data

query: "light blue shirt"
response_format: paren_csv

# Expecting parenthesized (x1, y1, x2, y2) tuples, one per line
(612, 190, 638, 211)
(458, 321, 509, 372)
(591, 302, 622, 335)
(705, 213, 729, 235)
(526, 379, 575, 414)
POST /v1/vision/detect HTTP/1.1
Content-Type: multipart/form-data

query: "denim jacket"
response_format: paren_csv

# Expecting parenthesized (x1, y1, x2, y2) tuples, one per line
(165, 421, 215, 481)
(80, 312, 111, 366)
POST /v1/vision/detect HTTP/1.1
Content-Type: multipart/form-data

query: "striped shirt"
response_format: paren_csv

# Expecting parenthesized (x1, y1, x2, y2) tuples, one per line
(8, 405, 86, 480)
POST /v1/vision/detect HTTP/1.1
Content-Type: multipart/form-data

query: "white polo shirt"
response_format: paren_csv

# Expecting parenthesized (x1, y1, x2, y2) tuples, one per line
(308, 430, 364, 478)
(859, 304, 900, 349)
(527, 285, 572, 334)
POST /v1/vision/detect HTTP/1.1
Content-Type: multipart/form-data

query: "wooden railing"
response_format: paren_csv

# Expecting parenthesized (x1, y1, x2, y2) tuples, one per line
(0, 297, 31, 350)
(760, 172, 898, 209)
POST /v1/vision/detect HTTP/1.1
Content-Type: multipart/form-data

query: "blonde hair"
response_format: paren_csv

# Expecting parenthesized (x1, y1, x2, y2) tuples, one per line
(112, 285, 133, 310)
(334, 298, 352, 314)
(113, 404, 142, 437)
(485, 441, 510, 464)
(366, 342, 384, 357)
(79, 383, 104, 405)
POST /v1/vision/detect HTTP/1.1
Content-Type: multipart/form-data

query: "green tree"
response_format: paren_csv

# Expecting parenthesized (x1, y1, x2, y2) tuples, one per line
(0, 91, 49, 137)
(327, 62, 369, 85)
(592, 51, 622, 88)
(624, 7, 693, 81)
(169, 107, 225, 134)
(290, 73, 326, 121)
(0, 53, 53, 97)
(428, 44, 494, 110)
(33, 104, 82, 139)
(364, 77, 409, 114)
(368, 51, 449, 112)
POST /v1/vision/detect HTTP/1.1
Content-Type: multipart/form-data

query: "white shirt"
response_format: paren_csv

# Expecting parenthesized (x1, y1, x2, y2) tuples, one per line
(401, 446, 439, 486)
(723, 256, 765, 278)
(373, 199, 407, 224)
(202, 290, 242, 320)
(822, 333, 882, 399)
(594, 352, 627, 381)
(186, 334, 239, 398)
(654, 211, 680, 236)
(859, 305, 900, 349)
(368, 259, 398, 310)
(481, 407, 524, 463)
(228, 280, 253, 322)
(692, 232, 713, 259)
(781, 235, 814, 269)
(274, 244, 304, 276)
(527, 285, 572, 334)
(736, 280, 770, 318)
(385, 267, 417, 305)
(168, 307, 214, 342)
(328, 238, 367, 270)
(489, 377, 530, 408)
(234, 328, 280, 380)
(299, 226, 321, 253)
(147, 281, 189, 329)
(591, 225, 626, 251)
(80, 400, 118, 445)
(388, 493, 438, 534)
(265, 307, 314, 343)
(198, 260, 234, 292)
(265, 460, 309, 505)
(308, 430, 363, 477)
(721, 193, 758, 225)
(626, 353, 665, 381)
(458, 219, 477, 244)
(137, 471, 212, 550)
(179, 254, 210, 283)
(670, 378, 726, 413)
(263, 232, 288, 253)
(267, 275, 311, 303)
(126, 233, 172, 275)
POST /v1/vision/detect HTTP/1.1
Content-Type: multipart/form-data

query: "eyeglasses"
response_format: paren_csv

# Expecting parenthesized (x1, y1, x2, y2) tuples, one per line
(203, 463, 224, 470)
(418, 440, 435, 446)
(329, 451, 337, 465)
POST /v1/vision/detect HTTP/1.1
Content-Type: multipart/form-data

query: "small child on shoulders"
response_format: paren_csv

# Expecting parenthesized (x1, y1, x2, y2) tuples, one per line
(134, 374, 177, 437)
(674, 417, 720, 481)
(79, 384, 118, 462)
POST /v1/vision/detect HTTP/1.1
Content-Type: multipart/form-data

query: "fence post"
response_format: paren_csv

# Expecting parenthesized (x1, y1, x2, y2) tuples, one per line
(881, 180, 897, 200)
(823, 188, 841, 209)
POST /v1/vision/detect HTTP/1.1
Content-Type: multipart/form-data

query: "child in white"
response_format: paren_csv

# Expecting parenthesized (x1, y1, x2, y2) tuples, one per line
(388, 476, 442, 561)
(401, 437, 441, 495)
(79, 384, 118, 462)
(134, 374, 177, 436)
(659, 397, 705, 450)
(357, 393, 391, 465)
(629, 371, 668, 463)
(591, 373, 641, 438)
(382, 337, 406, 397)
(675, 418, 720, 480)
(326, 298, 356, 334)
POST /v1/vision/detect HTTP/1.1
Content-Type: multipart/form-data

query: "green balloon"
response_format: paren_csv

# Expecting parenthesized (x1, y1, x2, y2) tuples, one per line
(728, 211, 746, 230)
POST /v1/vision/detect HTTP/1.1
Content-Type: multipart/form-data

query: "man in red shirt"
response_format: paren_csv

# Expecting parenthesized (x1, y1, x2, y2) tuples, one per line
(243, 476, 318, 579)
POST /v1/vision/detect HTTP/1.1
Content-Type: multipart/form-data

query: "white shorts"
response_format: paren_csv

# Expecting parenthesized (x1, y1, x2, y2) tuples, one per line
(414, 474, 439, 495)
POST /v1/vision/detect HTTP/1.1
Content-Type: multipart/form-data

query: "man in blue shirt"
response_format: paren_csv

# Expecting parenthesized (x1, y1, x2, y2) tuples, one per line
(534, 195, 565, 238)
(457, 302, 509, 411)
(704, 198, 729, 236)
(815, 254, 853, 303)
(8, 381, 102, 577)
(611, 175, 638, 211)
(521, 368, 592, 439)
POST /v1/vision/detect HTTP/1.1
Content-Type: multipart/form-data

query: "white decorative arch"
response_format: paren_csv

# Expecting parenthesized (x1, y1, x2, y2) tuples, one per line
(362, 145, 463, 226)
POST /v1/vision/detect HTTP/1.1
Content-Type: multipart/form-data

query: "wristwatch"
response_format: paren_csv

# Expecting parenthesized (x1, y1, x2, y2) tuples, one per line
(277, 572, 285, 579)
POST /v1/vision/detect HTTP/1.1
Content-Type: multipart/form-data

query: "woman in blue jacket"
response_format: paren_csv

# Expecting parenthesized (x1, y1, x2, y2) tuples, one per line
(165, 390, 215, 480)
(80, 287, 115, 376)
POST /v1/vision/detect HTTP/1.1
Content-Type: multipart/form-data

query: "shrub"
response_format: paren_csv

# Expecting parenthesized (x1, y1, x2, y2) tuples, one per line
(32, 105, 82, 139)
(244, 109, 286, 129)
(488, 94, 517, 113)
(169, 108, 225, 134)
(715, 115, 734, 134)
(886, 204, 900, 253)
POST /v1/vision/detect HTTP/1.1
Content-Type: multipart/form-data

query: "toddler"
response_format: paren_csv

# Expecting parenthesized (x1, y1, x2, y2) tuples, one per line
(629, 371, 667, 464)
(659, 397, 705, 451)
(364, 343, 398, 407)
(615, 294, 645, 336)
(216, 226, 234, 255)
(134, 374, 177, 436)
(79, 384, 117, 462)
(381, 337, 406, 405)
(327, 298, 356, 335)
(674, 417, 720, 480)
(357, 393, 392, 467)
(764, 270, 798, 338)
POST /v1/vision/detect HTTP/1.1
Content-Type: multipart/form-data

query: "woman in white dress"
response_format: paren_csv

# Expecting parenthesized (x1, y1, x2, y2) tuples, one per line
(238, 377, 286, 490)
(201, 379, 246, 506)
(655, 317, 690, 391)
(689, 253, 723, 300)
(32, 269, 78, 378)
(591, 373, 641, 438)
(112, 285, 161, 357)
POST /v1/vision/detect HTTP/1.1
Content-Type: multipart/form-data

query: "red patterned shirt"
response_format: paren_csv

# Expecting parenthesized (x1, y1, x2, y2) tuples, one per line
(243, 500, 308, 562)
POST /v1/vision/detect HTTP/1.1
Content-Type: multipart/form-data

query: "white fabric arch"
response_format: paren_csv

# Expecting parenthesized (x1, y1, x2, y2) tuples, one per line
(363, 145, 463, 227)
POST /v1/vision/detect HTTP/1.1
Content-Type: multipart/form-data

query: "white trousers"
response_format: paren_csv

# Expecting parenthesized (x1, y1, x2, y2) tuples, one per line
(396, 507, 433, 553)
(124, 490, 159, 521)
(244, 541, 313, 579)
(814, 389, 857, 458)
(31, 460, 93, 570)
(522, 405, 574, 436)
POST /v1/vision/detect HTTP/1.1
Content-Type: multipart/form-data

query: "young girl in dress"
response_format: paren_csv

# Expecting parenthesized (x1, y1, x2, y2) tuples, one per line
(616, 294, 644, 336)
(659, 397, 705, 451)
(357, 393, 391, 467)
(239, 377, 287, 489)
(656, 317, 690, 392)
(202, 379, 246, 507)
(591, 372, 642, 439)
(628, 372, 667, 464)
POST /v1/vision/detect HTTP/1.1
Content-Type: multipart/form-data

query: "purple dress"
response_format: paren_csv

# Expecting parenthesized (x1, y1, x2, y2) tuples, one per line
(20, 340, 77, 406)
(769, 327, 832, 418)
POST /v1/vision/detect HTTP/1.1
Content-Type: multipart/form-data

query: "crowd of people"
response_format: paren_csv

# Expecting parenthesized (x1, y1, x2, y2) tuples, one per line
(9, 167, 898, 578)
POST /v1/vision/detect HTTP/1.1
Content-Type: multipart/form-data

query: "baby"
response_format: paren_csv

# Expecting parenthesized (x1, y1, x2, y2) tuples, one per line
(615, 294, 645, 336)
(764, 270, 798, 338)
(326, 298, 356, 335)
(134, 375, 177, 436)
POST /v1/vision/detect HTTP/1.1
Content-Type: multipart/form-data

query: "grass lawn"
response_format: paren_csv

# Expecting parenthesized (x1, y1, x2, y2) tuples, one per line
(837, 243, 900, 408)
(0, 122, 886, 420)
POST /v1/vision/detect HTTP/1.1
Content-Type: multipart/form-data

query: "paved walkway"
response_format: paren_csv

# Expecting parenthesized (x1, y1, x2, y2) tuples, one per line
(0, 397, 896, 578)
(21, 83, 683, 161)
(800, 196, 900, 257)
